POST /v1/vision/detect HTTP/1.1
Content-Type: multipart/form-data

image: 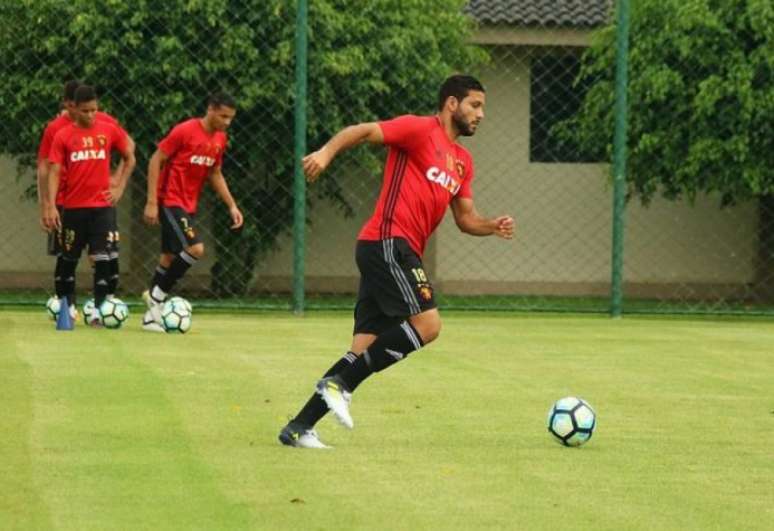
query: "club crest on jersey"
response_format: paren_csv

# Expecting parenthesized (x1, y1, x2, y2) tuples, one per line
(190, 155, 216, 166)
(417, 283, 433, 301)
(70, 148, 107, 162)
(96, 134, 107, 147)
(425, 166, 461, 195)
(446, 153, 455, 172)
(455, 160, 465, 179)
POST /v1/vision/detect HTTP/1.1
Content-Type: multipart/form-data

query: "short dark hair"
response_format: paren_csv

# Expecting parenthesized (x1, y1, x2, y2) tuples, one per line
(74, 84, 97, 104)
(207, 91, 236, 109)
(63, 79, 81, 102)
(437, 75, 485, 111)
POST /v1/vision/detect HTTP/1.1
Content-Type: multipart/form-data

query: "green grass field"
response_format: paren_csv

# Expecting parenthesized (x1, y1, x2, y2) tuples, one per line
(2, 309, 773, 530)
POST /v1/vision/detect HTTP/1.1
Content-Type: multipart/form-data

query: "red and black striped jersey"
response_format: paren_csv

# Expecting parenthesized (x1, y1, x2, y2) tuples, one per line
(358, 115, 475, 256)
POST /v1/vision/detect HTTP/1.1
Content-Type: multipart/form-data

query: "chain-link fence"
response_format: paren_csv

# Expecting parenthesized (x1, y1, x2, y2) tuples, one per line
(0, 0, 771, 315)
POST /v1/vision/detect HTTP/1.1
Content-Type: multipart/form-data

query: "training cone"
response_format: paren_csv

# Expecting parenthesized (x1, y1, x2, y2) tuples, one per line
(56, 295, 74, 330)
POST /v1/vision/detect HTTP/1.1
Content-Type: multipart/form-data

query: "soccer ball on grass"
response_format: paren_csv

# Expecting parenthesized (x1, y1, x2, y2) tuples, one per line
(161, 297, 192, 333)
(98, 298, 129, 329)
(45, 296, 76, 321)
(547, 396, 596, 447)
(83, 298, 96, 322)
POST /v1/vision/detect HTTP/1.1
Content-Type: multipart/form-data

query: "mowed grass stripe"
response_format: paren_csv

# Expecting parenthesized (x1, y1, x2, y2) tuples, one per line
(0, 315, 52, 530)
(14, 314, 252, 530)
(4, 310, 774, 530)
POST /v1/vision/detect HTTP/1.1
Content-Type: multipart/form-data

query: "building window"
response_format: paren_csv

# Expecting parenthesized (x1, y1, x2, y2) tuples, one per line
(530, 52, 602, 163)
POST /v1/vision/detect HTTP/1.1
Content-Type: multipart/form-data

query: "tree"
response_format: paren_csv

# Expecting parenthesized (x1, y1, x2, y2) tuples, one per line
(557, 0, 774, 206)
(0, 0, 485, 296)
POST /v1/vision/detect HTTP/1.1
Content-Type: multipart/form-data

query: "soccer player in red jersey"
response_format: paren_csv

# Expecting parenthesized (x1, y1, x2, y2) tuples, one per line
(141, 92, 244, 331)
(38, 80, 134, 317)
(279, 75, 514, 448)
(44, 85, 136, 324)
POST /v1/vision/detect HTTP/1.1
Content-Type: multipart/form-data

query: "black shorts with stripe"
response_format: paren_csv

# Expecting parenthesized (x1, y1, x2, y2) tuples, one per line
(60, 207, 119, 259)
(161, 206, 201, 254)
(353, 237, 437, 335)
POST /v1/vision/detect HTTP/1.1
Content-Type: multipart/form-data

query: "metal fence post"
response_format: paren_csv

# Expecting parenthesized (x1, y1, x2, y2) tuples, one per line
(292, 0, 308, 315)
(611, 0, 630, 318)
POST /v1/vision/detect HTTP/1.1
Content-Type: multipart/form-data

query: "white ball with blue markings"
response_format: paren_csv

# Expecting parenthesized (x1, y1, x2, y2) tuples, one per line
(99, 298, 129, 329)
(45, 296, 61, 320)
(83, 298, 96, 322)
(547, 396, 596, 447)
(161, 297, 192, 333)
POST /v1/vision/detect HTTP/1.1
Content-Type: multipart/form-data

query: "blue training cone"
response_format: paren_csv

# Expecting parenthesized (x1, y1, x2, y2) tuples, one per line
(56, 295, 74, 330)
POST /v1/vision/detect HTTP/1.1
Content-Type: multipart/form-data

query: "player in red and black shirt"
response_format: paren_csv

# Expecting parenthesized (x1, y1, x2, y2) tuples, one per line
(280, 75, 514, 448)
(38, 80, 133, 316)
(141, 92, 244, 331)
(44, 85, 136, 323)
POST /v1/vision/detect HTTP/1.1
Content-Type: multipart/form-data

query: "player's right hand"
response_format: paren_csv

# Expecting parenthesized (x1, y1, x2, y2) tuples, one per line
(43, 205, 60, 231)
(302, 147, 331, 182)
(143, 202, 159, 225)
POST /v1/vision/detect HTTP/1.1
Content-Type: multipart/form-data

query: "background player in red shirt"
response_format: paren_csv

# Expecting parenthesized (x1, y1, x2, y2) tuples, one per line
(141, 92, 244, 331)
(280, 75, 514, 448)
(38, 80, 134, 316)
(44, 85, 136, 323)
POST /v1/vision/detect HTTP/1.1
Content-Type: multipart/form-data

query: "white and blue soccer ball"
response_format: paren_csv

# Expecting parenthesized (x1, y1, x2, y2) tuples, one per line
(83, 298, 96, 322)
(45, 296, 61, 320)
(547, 396, 596, 447)
(45, 296, 76, 321)
(98, 298, 129, 329)
(161, 297, 192, 333)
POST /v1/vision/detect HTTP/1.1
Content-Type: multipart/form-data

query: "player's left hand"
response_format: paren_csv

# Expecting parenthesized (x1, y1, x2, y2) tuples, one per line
(229, 206, 244, 230)
(494, 215, 514, 239)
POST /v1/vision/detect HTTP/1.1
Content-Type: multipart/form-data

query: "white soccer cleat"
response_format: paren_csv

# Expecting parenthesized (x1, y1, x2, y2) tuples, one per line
(142, 309, 165, 332)
(141, 289, 152, 308)
(278, 423, 331, 449)
(316, 376, 354, 429)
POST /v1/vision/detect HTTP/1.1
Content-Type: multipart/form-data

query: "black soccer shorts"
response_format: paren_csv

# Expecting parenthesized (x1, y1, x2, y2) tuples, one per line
(160, 206, 202, 254)
(60, 207, 119, 259)
(353, 237, 437, 335)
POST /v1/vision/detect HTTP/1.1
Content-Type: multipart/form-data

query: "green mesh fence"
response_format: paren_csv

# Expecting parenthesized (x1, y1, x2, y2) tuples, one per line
(0, 0, 771, 315)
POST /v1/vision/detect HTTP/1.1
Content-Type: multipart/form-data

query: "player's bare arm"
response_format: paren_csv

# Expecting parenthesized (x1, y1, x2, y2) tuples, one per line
(37, 158, 51, 230)
(106, 135, 136, 205)
(144, 148, 167, 225)
(451, 196, 514, 239)
(45, 163, 62, 230)
(302, 122, 384, 182)
(208, 166, 244, 229)
(105, 137, 136, 205)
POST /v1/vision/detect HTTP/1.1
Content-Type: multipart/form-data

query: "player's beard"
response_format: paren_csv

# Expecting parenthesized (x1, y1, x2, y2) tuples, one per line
(452, 111, 477, 137)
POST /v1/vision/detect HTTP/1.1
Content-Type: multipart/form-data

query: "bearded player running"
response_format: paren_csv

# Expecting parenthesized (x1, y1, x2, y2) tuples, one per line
(279, 75, 514, 448)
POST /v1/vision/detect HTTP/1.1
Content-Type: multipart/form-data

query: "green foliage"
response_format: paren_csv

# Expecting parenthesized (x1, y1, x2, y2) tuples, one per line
(0, 0, 485, 295)
(557, 0, 774, 205)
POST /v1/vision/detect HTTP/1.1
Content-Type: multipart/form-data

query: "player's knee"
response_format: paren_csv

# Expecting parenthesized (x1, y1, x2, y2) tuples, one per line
(410, 311, 442, 344)
(186, 243, 205, 259)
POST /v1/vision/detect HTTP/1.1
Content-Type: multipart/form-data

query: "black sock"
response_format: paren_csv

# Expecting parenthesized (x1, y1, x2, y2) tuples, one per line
(58, 256, 78, 305)
(158, 251, 197, 293)
(108, 253, 120, 296)
(54, 256, 66, 298)
(293, 351, 357, 427)
(339, 321, 424, 391)
(151, 265, 168, 290)
(93, 259, 110, 307)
